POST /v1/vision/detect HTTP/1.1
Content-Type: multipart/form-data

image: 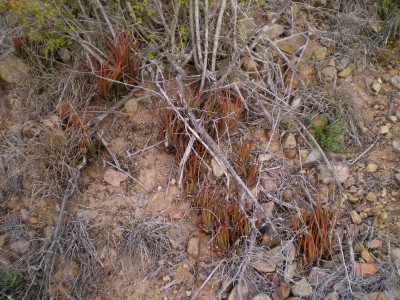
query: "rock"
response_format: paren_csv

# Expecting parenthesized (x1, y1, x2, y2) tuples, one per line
(361, 249, 374, 263)
(371, 82, 382, 93)
(395, 173, 400, 185)
(261, 202, 275, 219)
(267, 24, 285, 40)
(134, 193, 148, 207)
(366, 164, 378, 173)
(77, 209, 98, 222)
(322, 66, 337, 79)
(124, 98, 139, 115)
(228, 285, 250, 300)
(242, 58, 258, 72)
(258, 154, 272, 162)
(284, 263, 297, 282)
(346, 193, 359, 203)
(283, 133, 297, 149)
(380, 125, 389, 134)
(308, 268, 328, 285)
(291, 277, 313, 298)
(388, 115, 398, 123)
(104, 169, 129, 187)
(282, 189, 293, 202)
(263, 179, 278, 193)
(59, 48, 72, 63)
(369, 292, 390, 300)
(350, 210, 362, 225)
(304, 149, 322, 165)
(211, 158, 225, 178)
(187, 237, 200, 256)
(0, 235, 6, 247)
(391, 247, 400, 276)
(314, 46, 327, 60)
(390, 76, 400, 89)
(253, 294, 272, 300)
(324, 292, 340, 300)
(316, 163, 350, 184)
(0, 58, 29, 84)
(272, 283, 290, 300)
(291, 96, 302, 110)
(354, 263, 378, 276)
(366, 192, 377, 202)
(276, 35, 307, 54)
(392, 140, 400, 153)
(9, 240, 29, 254)
(368, 239, 383, 250)
(337, 66, 353, 78)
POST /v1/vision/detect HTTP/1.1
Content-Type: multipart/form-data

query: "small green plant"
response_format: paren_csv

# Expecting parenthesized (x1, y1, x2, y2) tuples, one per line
(310, 114, 347, 153)
(0, 269, 23, 292)
(380, 0, 400, 38)
(292, 198, 337, 265)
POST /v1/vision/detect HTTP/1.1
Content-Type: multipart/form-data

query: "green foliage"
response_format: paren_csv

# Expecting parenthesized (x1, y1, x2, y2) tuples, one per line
(311, 115, 347, 153)
(0, 269, 23, 292)
(1, 0, 76, 57)
(380, 0, 400, 38)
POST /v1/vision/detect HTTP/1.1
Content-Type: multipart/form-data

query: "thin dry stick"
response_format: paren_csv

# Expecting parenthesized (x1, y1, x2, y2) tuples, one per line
(347, 134, 379, 165)
(190, 260, 225, 300)
(338, 227, 354, 295)
(178, 135, 196, 189)
(93, 0, 116, 40)
(200, 0, 209, 91)
(105, 160, 148, 191)
(194, 0, 203, 63)
(189, 0, 201, 71)
(211, 0, 227, 73)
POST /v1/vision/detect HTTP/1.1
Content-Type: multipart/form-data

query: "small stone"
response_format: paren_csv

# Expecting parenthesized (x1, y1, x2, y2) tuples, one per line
(314, 46, 328, 60)
(283, 133, 297, 149)
(59, 48, 72, 63)
(369, 292, 390, 300)
(380, 125, 389, 134)
(124, 98, 139, 115)
(258, 154, 272, 162)
(368, 239, 383, 250)
(324, 292, 340, 300)
(282, 189, 293, 202)
(261, 202, 275, 219)
(266, 24, 285, 40)
(333, 283, 347, 293)
(9, 240, 29, 254)
(337, 66, 353, 78)
(242, 58, 258, 72)
(392, 248, 400, 276)
(263, 179, 278, 193)
(186, 291, 192, 297)
(361, 249, 374, 263)
(366, 164, 378, 173)
(211, 158, 225, 178)
(366, 192, 377, 202)
(322, 66, 337, 79)
(388, 115, 398, 123)
(163, 275, 171, 282)
(349, 186, 358, 193)
(392, 140, 400, 153)
(0, 58, 29, 84)
(350, 210, 362, 225)
(271, 283, 290, 300)
(104, 169, 129, 187)
(316, 163, 350, 184)
(381, 188, 387, 198)
(0, 235, 6, 247)
(381, 211, 388, 220)
(276, 35, 307, 54)
(371, 82, 382, 93)
(187, 237, 200, 256)
(170, 178, 176, 185)
(76, 209, 98, 222)
(308, 268, 328, 285)
(354, 263, 378, 276)
(290, 277, 313, 298)
(390, 76, 400, 89)
(291, 96, 302, 110)
(347, 193, 359, 203)
(253, 294, 272, 300)
(304, 149, 322, 165)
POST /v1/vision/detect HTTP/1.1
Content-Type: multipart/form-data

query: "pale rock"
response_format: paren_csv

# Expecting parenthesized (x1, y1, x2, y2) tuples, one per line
(242, 58, 258, 72)
(316, 163, 350, 184)
(369, 292, 390, 300)
(337, 66, 353, 78)
(324, 292, 339, 300)
(283, 133, 297, 149)
(308, 268, 328, 285)
(322, 66, 337, 79)
(346, 193, 359, 203)
(262, 202, 275, 219)
(291, 96, 302, 110)
(282, 189, 293, 202)
(366, 164, 378, 173)
(381, 211, 388, 220)
(350, 210, 362, 225)
(380, 125, 389, 134)
(371, 82, 382, 93)
(276, 35, 307, 54)
(10, 240, 29, 254)
(368, 239, 383, 249)
(304, 149, 322, 165)
(390, 76, 400, 89)
(361, 249, 374, 263)
(284, 263, 297, 282)
(354, 263, 378, 276)
(380, 188, 387, 198)
(263, 179, 278, 193)
(258, 153, 272, 162)
(391, 140, 400, 153)
(0, 235, 6, 247)
(59, 48, 72, 63)
(253, 294, 272, 300)
(228, 285, 250, 300)
(395, 173, 400, 185)
(104, 169, 129, 187)
(291, 277, 313, 297)
(251, 253, 276, 273)
(388, 115, 398, 123)
(271, 283, 290, 300)
(76, 209, 98, 222)
(0, 58, 28, 84)
(124, 98, 139, 115)
(187, 237, 200, 256)
(366, 192, 377, 202)
(314, 46, 328, 60)
(267, 24, 285, 40)
(211, 158, 225, 178)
